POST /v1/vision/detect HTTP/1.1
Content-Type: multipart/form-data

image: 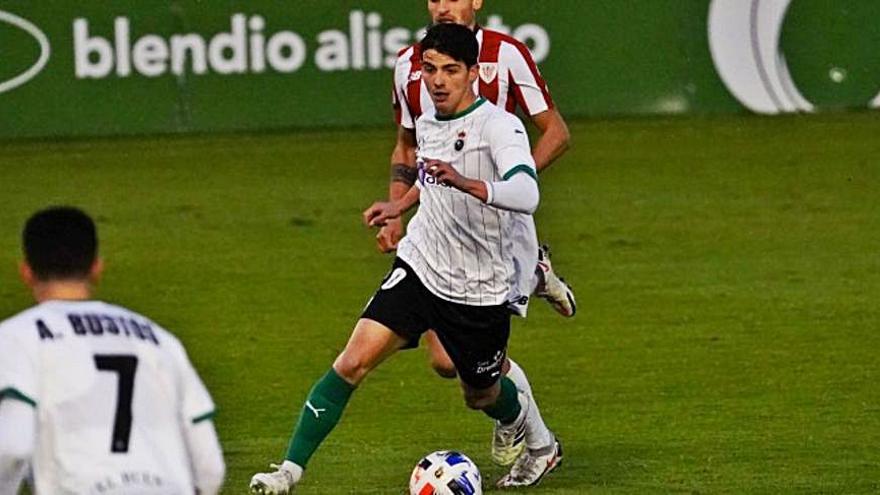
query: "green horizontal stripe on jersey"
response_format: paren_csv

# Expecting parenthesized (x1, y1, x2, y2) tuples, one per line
(0, 387, 37, 407)
(435, 97, 487, 121)
(502, 164, 538, 182)
(192, 410, 217, 424)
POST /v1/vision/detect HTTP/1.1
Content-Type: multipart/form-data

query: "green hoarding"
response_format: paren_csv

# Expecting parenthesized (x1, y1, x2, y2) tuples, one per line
(0, 1, 877, 139)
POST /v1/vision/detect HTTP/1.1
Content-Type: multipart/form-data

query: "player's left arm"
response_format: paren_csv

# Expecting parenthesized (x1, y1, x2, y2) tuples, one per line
(426, 115, 540, 214)
(505, 41, 571, 172)
(426, 158, 538, 214)
(184, 418, 225, 495)
(529, 108, 570, 172)
(171, 340, 225, 495)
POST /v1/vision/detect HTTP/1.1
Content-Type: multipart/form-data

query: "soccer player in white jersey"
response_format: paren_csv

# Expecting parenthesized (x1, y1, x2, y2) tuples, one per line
(383, 0, 574, 474)
(387, 0, 576, 336)
(0, 207, 225, 495)
(385, 0, 574, 321)
(250, 24, 561, 494)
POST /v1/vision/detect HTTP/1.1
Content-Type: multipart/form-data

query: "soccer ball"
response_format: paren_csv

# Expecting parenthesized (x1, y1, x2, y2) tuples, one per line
(409, 450, 482, 495)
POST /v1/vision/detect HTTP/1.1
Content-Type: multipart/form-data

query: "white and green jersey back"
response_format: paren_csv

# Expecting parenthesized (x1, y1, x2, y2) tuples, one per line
(0, 300, 215, 495)
(397, 98, 538, 306)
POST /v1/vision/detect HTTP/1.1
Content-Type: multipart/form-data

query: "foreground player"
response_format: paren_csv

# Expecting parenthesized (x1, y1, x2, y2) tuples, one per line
(385, 0, 574, 470)
(384, 0, 574, 318)
(0, 207, 225, 495)
(250, 24, 561, 494)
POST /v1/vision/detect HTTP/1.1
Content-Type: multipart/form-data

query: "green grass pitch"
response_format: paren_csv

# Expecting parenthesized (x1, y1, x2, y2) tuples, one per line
(1, 113, 878, 493)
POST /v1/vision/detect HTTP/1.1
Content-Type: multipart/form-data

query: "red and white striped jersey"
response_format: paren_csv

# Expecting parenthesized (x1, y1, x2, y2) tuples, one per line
(393, 27, 554, 129)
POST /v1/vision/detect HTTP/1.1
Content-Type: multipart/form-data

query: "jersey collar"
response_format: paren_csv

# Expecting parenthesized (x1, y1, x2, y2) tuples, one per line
(436, 97, 487, 121)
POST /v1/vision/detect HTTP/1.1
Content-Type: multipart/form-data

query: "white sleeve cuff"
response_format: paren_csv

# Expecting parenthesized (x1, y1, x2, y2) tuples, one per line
(485, 173, 539, 214)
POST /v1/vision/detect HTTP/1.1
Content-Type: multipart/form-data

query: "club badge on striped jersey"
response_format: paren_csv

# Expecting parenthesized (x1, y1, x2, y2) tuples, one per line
(454, 131, 466, 151)
(479, 63, 498, 83)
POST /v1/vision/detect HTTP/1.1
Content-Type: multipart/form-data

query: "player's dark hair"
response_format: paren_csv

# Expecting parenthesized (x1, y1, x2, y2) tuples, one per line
(23, 206, 98, 281)
(420, 23, 479, 67)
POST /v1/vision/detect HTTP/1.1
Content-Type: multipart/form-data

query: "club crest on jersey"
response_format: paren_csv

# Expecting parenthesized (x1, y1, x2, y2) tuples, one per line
(454, 131, 466, 151)
(479, 63, 498, 83)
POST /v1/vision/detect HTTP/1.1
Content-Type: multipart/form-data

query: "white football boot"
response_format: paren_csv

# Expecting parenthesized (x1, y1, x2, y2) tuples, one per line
(496, 436, 563, 488)
(535, 245, 577, 317)
(492, 401, 528, 466)
(249, 462, 301, 494)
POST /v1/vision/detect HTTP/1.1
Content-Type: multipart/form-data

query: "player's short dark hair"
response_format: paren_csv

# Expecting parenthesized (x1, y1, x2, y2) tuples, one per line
(420, 23, 479, 68)
(23, 206, 98, 281)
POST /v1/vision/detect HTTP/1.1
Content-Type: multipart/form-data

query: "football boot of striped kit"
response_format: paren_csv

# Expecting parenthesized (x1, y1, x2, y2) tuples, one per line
(535, 244, 577, 317)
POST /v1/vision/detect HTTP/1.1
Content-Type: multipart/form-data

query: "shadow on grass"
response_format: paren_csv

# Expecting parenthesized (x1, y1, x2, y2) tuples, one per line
(480, 441, 653, 492)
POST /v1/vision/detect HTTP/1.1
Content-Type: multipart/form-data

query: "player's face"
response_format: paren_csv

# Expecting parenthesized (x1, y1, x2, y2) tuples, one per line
(428, 0, 483, 28)
(422, 49, 479, 115)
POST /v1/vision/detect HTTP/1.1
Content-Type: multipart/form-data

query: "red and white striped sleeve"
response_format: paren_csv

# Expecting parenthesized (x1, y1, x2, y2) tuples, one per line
(393, 46, 417, 130)
(501, 38, 555, 116)
(391, 76, 403, 126)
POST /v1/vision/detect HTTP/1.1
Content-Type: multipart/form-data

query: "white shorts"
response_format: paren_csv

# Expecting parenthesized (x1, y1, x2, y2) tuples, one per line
(507, 212, 539, 317)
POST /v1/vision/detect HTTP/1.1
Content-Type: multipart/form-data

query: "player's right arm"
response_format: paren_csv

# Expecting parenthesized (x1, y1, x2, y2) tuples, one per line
(378, 125, 419, 250)
(0, 398, 34, 495)
(378, 52, 422, 252)
(363, 183, 421, 228)
(0, 325, 36, 495)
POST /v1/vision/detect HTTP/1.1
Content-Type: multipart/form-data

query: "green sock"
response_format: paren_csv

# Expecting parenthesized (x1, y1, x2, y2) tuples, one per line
(482, 376, 522, 424)
(285, 369, 356, 467)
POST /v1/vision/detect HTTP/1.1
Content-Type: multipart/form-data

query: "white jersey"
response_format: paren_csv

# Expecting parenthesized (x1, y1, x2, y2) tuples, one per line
(393, 29, 553, 316)
(0, 300, 215, 495)
(397, 98, 538, 306)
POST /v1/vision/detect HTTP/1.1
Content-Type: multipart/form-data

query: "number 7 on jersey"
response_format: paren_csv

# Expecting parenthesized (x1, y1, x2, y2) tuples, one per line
(94, 354, 139, 453)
